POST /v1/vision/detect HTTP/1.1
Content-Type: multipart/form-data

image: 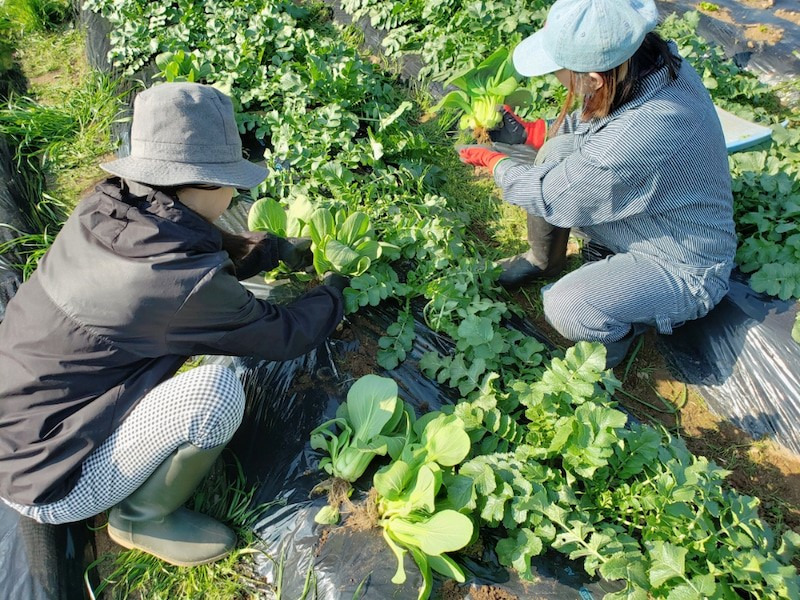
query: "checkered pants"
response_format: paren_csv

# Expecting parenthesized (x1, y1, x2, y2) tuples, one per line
(4, 364, 245, 524)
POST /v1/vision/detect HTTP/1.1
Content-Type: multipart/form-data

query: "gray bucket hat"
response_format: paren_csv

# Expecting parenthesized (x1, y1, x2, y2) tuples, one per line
(101, 82, 267, 189)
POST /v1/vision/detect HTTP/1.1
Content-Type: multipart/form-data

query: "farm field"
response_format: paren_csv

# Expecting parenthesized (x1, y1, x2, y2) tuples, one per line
(1, 0, 799, 598)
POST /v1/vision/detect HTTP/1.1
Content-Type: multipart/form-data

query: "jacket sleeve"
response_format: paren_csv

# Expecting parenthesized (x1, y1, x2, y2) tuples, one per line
(230, 232, 281, 280)
(165, 264, 344, 361)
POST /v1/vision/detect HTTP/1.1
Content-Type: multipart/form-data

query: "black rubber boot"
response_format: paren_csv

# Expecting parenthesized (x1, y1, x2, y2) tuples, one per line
(581, 239, 615, 263)
(107, 442, 235, 567)
(497, 214, 570, 290)
(604, 324, 648, 369)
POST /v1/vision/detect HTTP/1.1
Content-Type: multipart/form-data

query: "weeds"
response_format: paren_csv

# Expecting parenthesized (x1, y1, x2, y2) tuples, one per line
(0, 0, 72, 34)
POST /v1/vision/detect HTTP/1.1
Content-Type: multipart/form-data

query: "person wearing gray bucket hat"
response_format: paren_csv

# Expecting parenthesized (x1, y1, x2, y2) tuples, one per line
(101, 82, 268, 189)
(459, 0, 735, 371)
(0, 82, 348, 567)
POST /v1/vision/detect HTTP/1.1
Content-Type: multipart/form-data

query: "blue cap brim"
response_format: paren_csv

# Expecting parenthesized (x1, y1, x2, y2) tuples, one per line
(512, 30, 562, 77)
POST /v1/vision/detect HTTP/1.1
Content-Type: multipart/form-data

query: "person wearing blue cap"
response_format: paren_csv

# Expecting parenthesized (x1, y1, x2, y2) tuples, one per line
(0, 83, 347, 566)
(459, 0, 736, 369)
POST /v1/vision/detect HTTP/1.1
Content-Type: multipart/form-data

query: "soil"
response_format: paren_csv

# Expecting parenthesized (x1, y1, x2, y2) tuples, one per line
(698, 4, 736, 23)
(315, 527, 331, 557)
(738, 0, 774, 8)
(743, 23, 784, 44)
(776, 9, 800, 26)
(336, 315, 383, 380)
(441, 580, 519, 600)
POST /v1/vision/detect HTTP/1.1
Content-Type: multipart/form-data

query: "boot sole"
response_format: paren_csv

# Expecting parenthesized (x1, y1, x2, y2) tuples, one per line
(107, 527, 232, 567)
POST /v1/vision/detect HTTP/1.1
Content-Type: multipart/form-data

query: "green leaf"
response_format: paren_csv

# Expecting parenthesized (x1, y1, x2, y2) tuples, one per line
(428, 553, 465, 582)
(386, 510, 473, 556)
(496, 528, 543, 580)
(503, 89, 533, 108)
(339, 211, 372, 246)
(408, 546, 433, 600)
(600, 552, 648, 587)
(430, 90, 472, 115)
(355, 239, 381, 261)
(665, 574, 716, 600)
(647, 541, 687, 588)
(248, 198, 287, 235)
(406, 464, 438, 513)
(487, 75, 520, 97)
(460, 460, 497, 496)
(444, 473, 477, 511)
(325, 238, 362, 271)
(383, 528, 408, 584)
(375, 461, 411, 500)
(421, 415, 471, 466)
(347, 374, 399, 442)
(308, 208, 335, 245)
(379, 100, 412, 130)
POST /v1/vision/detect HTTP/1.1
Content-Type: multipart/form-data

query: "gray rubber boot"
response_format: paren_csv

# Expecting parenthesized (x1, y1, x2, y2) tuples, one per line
(497, 213, 570, 290)
(107, 442, 235, 567)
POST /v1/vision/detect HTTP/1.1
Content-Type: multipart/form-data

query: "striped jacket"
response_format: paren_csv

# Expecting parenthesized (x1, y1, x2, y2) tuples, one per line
(493, 47, 736, 283)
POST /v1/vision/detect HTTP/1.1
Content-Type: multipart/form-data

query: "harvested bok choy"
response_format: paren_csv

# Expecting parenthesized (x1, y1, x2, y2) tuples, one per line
(431, 47, 531, 142)
(374, 412, 474, 600)
(310, 375, 411, 523)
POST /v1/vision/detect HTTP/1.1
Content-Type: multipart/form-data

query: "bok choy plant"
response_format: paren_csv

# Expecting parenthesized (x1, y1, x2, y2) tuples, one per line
(248, 197, 390, 277)
(307, 207, 394, 277)
(430, 47, 531, 142)
(311, 376, 475, 599)
(374, 412, 474, 600)
(310, 374, 411, 523)
(311, 374, 410, 481)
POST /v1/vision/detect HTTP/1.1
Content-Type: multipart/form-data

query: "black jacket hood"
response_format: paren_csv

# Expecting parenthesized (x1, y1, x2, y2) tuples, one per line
(82, 178, 222, 258)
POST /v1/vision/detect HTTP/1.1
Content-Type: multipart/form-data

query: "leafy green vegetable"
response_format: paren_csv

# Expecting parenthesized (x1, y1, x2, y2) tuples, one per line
(374, 413, 474, 600)
(310, 374, 409, 484)
(431, 47, 531, 135)
(307, 207, 384, 276)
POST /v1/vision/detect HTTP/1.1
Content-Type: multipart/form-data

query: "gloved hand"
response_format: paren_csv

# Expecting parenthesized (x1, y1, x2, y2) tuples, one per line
(277, 237, 313, 271)
(322, 272, 350, 292)
(488, 105, 547, 149)
(231, 232, 277, 280)
(458, 145, 508, 173)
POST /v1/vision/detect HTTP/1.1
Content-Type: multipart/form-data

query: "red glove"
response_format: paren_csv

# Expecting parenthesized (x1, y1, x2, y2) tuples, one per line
(488, 105, 547, 149)
(458, 146, 508, 173)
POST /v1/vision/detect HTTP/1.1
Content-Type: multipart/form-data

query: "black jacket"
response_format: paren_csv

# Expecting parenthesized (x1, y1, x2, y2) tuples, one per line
(0, 179, 343, 505)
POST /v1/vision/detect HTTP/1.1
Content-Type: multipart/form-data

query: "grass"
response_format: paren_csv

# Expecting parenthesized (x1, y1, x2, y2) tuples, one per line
(0, 0, 72, 35)
(86, 453, 277, 600)
(0, 70, 125, 206)
(0, 16, 125, 277)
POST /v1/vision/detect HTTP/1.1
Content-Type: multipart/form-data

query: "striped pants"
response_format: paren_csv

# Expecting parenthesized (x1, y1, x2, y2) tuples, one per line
(3, 364, 245, 524)
(542, 251, 729, 343)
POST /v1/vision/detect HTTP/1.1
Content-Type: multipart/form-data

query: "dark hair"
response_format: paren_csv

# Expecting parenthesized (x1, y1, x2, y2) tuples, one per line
(551, 32, 681, 134)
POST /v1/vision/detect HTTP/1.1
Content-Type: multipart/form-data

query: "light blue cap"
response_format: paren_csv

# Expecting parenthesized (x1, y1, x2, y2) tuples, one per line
(513, 0, 659, 77)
